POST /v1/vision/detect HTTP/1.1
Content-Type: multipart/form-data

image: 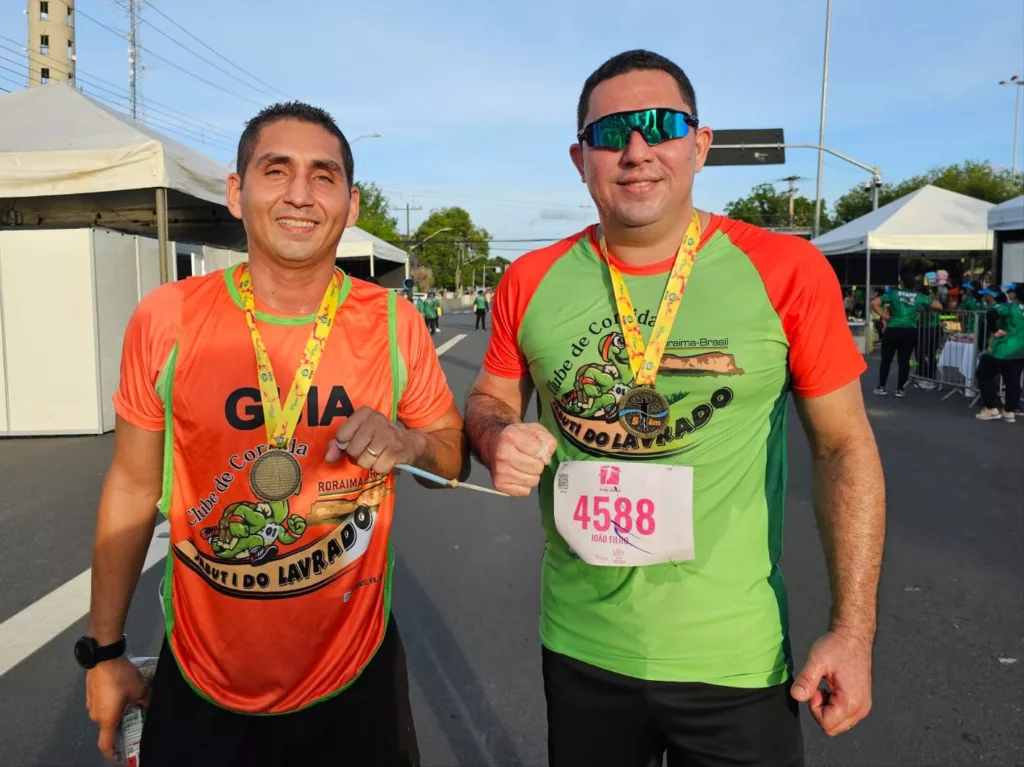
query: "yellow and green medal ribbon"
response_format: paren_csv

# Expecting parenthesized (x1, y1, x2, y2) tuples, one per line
(599, 209, 702, 387)
(599, 210, 702, 437)
(238, 265, 342, 451)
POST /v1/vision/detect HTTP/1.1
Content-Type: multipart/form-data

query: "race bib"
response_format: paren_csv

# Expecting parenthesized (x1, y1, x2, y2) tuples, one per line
(553, 461, 694, 567)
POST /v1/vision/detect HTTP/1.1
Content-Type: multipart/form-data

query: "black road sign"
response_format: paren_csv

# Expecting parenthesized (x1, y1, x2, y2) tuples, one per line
(705, 129, 786, 167)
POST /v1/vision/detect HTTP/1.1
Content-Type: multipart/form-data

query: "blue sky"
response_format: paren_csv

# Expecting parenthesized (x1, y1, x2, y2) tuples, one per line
(1, 0, 1022, 259)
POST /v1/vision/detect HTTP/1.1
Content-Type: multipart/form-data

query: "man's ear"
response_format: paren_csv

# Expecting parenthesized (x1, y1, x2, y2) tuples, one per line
(227, 173, 243, 220)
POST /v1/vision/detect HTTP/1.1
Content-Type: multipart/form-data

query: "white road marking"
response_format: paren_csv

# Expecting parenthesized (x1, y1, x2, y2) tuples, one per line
(435, 334, 467, 357)
(998, 657, 1017, 665)
(0, 520, 170, 680)
(0, 330, 470, 679)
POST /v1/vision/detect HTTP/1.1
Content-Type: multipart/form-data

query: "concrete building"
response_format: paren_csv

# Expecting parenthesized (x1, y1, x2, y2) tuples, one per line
(27, 0, 75, 87)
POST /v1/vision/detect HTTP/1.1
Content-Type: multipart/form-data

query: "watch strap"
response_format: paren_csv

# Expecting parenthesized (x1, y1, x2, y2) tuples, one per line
(95, 635, 127, 663)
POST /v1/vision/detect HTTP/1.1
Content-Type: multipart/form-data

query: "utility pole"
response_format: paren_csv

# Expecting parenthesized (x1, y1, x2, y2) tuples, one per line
(779, 175, 802, 230)
(128, 0, 141, 120)
(400, 204, 422, 240)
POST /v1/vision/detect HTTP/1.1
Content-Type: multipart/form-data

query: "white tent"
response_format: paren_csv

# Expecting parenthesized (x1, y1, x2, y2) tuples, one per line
(812, 185, 995, 255)
(336, 226, 409, 278)
(988, 194, 1024, 232)
(0, 85, 243, 261)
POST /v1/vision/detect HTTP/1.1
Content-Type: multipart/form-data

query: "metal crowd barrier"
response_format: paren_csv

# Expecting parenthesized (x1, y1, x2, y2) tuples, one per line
(910, 309, 989, 404)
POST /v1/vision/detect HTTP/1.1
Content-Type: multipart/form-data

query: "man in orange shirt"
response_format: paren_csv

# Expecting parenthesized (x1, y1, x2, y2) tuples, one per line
(80, 102, 466, 766)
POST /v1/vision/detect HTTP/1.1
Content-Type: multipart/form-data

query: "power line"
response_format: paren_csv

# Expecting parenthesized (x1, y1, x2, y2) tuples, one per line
(131, 12, 276, 101)
(72, 5, 266, 107)
(0, 62, 37, 84)
(1, 57, 237, 155)
(140, 0, 290, 100)
(84, 97, 237, 157)
(0, 43, 239, 144)
(0, 70, 23, 89)
(382, 186, 593, 212)
(81, 86, 236, 153)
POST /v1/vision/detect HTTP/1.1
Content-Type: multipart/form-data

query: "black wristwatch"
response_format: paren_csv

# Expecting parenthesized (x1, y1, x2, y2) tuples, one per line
(74, 635, 127, 669)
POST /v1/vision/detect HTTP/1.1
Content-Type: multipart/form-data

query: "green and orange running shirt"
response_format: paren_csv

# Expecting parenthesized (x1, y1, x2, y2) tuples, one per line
(483, 215, 866, 687)
(114, 264, 453, 713)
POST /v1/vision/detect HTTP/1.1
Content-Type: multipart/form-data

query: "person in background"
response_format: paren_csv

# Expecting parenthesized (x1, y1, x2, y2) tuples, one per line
(871, 288, 886, 343)
(843, 289, 854, 318)
(423, 290, 440, 334)
(978, 287, 1004, 352)
(473, 289, 489, 331)
(915, 283, 944, 391)
(958, 281, 983, 335)
(872, 270, 942, 397)
(975, 282, 1024, 422)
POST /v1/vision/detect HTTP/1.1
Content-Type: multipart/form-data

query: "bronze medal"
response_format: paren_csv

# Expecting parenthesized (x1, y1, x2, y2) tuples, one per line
(618, 385, 671, 438)
(248, 449, 303, 502)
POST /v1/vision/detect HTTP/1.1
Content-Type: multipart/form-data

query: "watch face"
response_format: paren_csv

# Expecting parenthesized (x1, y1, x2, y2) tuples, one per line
(74, 636, 97, 669)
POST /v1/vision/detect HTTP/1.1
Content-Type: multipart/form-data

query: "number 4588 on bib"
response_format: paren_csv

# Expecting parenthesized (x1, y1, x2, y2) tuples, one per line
(553, 461, 695, 567)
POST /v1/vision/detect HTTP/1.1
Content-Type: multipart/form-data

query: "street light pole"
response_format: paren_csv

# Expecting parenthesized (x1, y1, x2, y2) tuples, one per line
(999, 76, 1023, 180)
(405, 227, 453, 282)
(813, 0, 832, 240)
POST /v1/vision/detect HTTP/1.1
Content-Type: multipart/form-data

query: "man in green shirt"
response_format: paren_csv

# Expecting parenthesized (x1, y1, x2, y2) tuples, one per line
(473, 290, 489, 331)
(975, 283, 1024, 422)
(465, 49, 884, 767)
(871, 272, 942, 397)
(422, 291, 440, 335)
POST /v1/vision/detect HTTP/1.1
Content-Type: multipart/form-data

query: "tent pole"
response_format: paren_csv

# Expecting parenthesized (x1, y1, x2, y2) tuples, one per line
(865, 244, 873, 355)
(369, 250, 375, 278)
(156, 187, 170, 284)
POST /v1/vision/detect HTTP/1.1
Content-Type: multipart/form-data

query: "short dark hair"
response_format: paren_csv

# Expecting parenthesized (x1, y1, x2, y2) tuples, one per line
(236, 101, 353, 186)
(577, 50, 698, 131)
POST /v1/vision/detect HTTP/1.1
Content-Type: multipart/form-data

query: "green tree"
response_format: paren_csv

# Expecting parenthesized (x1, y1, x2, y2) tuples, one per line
(465, 256, 511, 289)
(413, 207, 490, 293)
(832, 161, 1023, 226)
(353, 182, 401, 242)
(724, 183, 830, 232)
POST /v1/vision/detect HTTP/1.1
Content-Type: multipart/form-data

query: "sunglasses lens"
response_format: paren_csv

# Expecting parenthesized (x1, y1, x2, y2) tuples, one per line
(588, 115, 632, 149)
(585, 109, 693, 149)
(657, 110, 692, 142)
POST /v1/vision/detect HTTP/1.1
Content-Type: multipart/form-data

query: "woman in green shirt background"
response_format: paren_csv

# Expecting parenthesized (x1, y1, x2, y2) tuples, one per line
(872, 271, 943, 397)
(975, 283, 1024, 423)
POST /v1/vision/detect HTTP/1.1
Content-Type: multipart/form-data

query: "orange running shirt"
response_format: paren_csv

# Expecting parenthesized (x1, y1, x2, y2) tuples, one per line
(114, 265, 453, 713)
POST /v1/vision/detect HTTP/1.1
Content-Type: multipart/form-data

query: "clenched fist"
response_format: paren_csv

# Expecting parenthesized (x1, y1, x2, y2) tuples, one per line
(489, 423, 558, 497)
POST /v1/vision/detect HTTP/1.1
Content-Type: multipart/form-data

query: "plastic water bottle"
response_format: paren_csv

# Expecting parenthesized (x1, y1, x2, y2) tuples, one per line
(112, 657, 158, 767)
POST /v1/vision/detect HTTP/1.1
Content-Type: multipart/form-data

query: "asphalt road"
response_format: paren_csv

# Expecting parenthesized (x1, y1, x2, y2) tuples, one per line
(0, 309, 1021, 767)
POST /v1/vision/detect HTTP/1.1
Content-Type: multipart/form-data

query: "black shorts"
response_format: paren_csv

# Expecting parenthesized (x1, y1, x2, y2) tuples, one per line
(543, 647, 804, 767)
(140, 618, 419, 767)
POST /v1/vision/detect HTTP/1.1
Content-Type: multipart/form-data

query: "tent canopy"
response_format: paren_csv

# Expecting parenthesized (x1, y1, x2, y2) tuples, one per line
(0, 85, 243, 247)
(336, 226, 408, 266)
(811, 185, 994, 255)
(988, 194, 1024, 232)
